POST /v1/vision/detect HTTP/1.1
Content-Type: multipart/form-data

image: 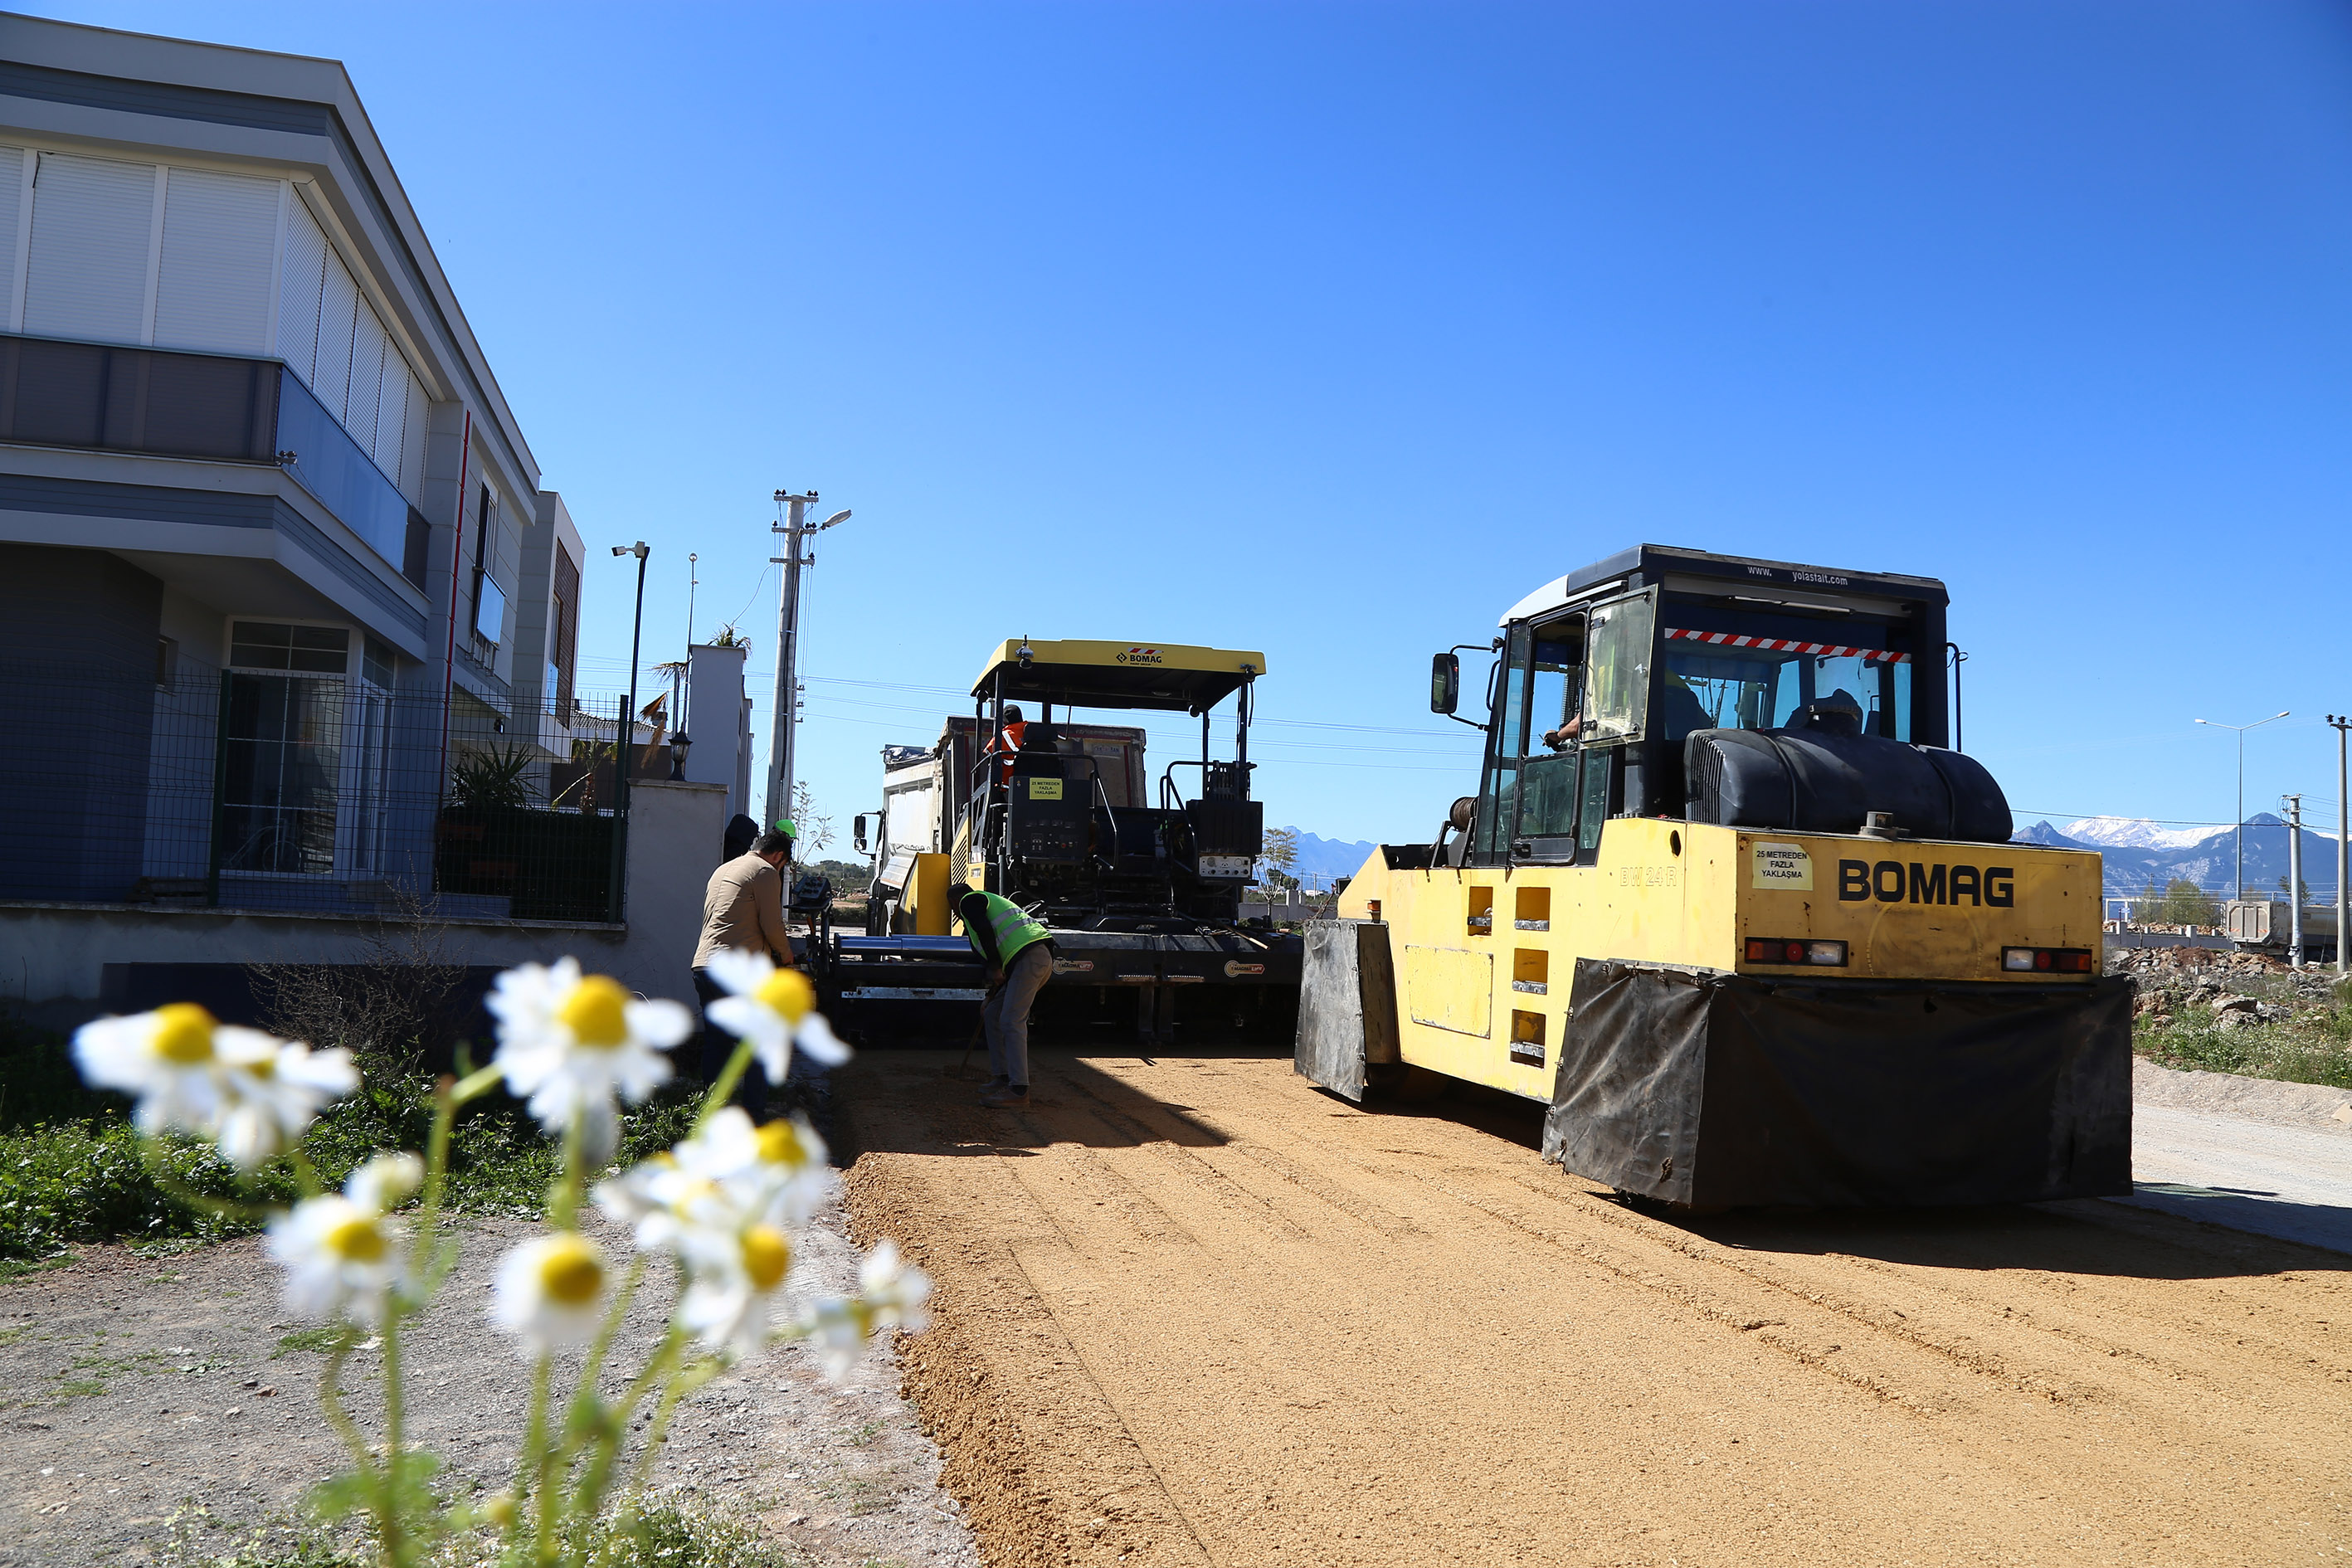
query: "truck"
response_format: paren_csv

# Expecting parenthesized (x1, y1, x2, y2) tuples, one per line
(1298, 544, 2133, 1210)
(816, 638, 1303, 1045)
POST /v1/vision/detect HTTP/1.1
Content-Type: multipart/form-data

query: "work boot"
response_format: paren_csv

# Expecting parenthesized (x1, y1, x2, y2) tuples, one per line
(979, 1084, 1030, 1109)
(977, 1074, 1008, 1099)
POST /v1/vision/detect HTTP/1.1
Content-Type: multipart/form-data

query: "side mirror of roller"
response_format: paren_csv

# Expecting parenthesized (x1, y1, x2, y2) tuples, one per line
(1429, 652, 1460, 715)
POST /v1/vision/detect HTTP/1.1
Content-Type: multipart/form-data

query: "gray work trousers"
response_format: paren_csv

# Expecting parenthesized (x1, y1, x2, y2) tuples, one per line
(982, 942, 1054, 1088)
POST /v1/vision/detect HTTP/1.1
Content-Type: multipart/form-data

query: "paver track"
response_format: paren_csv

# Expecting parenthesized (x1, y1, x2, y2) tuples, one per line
(839, 1051, 2352, 1567)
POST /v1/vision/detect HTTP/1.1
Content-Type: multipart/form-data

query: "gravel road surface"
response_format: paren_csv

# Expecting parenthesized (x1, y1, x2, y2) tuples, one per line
(0, 1195, 977, 1567)
(840, 1049, 2352, 1568)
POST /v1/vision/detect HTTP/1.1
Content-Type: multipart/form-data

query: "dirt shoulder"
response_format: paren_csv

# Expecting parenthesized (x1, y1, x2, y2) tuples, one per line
(840, 1049, 2352, 1568)
(0, 1197, 976, 1568)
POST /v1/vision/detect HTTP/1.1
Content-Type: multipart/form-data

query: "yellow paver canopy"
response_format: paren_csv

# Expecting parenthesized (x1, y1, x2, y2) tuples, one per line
(968, 640, 1266, 713)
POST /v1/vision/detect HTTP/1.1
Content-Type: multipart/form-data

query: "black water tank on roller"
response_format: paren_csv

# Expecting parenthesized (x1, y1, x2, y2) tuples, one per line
(1682, 703, 2012, 844)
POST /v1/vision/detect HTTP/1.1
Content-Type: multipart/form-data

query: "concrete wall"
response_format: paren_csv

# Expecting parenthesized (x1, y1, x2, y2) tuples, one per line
(0, 543, 164, 901)
(2, 777, 731, 1031)
(620, 778, 729, 1008)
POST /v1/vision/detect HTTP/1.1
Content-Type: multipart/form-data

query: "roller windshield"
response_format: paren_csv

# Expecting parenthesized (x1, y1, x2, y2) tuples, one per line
(1657, 601, 1915, 743)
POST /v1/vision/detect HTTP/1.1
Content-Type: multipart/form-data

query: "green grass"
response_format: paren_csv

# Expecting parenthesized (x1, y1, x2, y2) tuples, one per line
(275, 1327, 345, 1356)
(0, 1053, 706, 1263)
(2134, 1003, 2352, 1091)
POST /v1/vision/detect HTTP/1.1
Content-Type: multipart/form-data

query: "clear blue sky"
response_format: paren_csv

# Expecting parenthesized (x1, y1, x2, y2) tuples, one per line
(44, 0, 2352, 847)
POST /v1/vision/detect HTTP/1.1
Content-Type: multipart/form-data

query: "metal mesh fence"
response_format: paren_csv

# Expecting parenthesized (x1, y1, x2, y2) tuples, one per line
(0, 658, 644, 923)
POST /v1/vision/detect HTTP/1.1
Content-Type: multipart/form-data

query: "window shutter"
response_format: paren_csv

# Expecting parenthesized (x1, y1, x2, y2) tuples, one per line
(23, 153, 155, 344)
(370, 334, 411, 476)
(345, 300, 385, 456)
(400, 372, 429, 499)
(277, 194, 326, 386)
(0, 149, 24, 330)
(314, 248, 358, 422)
(153, 168, 278, 353)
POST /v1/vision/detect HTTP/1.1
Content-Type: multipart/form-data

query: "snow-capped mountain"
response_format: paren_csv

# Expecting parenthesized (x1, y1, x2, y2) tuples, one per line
(2010, 812, 2341, 904)
(2058, 816, 2227, 852)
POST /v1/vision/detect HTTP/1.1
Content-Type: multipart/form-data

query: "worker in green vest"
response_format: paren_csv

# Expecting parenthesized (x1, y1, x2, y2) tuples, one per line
(948, 881, 1054, 1108)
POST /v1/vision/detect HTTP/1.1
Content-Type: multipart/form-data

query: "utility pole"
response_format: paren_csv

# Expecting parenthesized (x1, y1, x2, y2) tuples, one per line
(2332, 714, 2350, 976)
(2194, 710, 2289, 900)
(608, 540, 649, 923)
(764, 491, 853, 832)
(2285, 792, 2305, 969)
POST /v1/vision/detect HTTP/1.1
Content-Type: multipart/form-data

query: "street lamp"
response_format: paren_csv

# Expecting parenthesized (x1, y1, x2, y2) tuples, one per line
(611, 540, 650, 798)
(2194, 710, 2287, 901)
(669, 730, 692, 782)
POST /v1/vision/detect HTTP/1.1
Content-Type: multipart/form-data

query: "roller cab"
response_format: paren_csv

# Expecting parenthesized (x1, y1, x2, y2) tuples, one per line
(1301, 545, 2131, 1208)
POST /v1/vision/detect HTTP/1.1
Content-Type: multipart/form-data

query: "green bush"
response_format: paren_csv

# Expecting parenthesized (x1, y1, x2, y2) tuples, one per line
(0, 1067, 707, 1262)
(0, 1013, 126, 1132)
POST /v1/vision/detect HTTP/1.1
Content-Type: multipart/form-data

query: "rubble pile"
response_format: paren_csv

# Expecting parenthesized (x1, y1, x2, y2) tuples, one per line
(2110, 944, 2346, 1027)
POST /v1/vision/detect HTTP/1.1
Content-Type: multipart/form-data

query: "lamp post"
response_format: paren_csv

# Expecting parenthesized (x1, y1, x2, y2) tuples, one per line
(1945, 642, 1968, 753)
(607, 541, 650, 923)
(2194, 710, 2287, 901)
(764, 491, 851, 831)
(2330, 714, 2350, 976)
(668, 731, 692, 782)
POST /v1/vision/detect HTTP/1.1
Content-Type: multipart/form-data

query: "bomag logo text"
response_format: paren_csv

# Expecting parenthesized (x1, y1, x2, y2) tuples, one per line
(1837, 859, 2014, 908)
(1115, 647, 1163, 665)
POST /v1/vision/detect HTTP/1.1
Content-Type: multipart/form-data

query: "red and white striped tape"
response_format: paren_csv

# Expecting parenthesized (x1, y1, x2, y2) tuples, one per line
(1664, 628, 1909, 663)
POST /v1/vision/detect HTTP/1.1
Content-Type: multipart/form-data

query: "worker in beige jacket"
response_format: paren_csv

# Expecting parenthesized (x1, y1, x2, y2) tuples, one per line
(693, 823, 796, 1107)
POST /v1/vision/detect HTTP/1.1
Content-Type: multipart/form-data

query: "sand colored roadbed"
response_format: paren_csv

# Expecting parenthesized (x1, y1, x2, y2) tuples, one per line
(838, 1051, 2352, 1567)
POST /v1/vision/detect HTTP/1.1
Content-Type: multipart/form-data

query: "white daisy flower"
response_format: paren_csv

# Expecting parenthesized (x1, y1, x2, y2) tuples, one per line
(486, 959, 691, 1149)
(676, 1221, 794, 1361)
(673, 1108, 839, 1230)
(266, 1153, 421, 1325)
(701, 952, 850, 1083)
(592, 1154, 737, 1257)
(73, 1004, 356, 1166)
(489, 1231, 609, 1357)
(212, 1032, 360, 1168)
(796, 1240, 932, 1380)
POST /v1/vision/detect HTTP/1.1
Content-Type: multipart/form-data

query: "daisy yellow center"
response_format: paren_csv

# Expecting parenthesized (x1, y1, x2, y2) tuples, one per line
(558, 976, 631, 1049)
(755, 1121, 806, 1166)
(151, 1004, 217, 1065)
(755, 968, 814, 1023)
(537, 1236, 604, 1307)
(327, 1215, 386, 1263)
(243, 1053, 277, 1080)
(742, 1225, 790, 1293)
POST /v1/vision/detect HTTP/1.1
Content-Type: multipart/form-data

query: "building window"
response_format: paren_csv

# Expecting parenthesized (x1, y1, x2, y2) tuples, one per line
(472, 485, 505, 648)
(222, 622, 351, 877)
(231, 621, 349, 674)
(219, 670, 344, 876)
(155, 636, 178, 688)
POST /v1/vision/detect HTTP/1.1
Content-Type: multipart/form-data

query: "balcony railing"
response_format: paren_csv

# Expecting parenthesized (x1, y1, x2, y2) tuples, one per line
(0, 330, 424, 588)
(0, 331, 278, 461)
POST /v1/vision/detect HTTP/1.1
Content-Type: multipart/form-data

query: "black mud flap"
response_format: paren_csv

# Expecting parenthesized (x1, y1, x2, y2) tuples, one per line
(1293, 920, 1399, 1102)
(1543, 960, 2133, 1208)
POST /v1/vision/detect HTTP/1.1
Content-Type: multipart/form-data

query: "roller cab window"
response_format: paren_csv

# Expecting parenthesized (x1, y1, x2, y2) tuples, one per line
(1473, 612, 1591, 864)
(1656, 599, 1916, 743)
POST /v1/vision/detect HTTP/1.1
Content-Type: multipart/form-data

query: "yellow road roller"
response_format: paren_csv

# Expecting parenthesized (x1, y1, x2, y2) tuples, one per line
(1300, 544, 2130, 1208)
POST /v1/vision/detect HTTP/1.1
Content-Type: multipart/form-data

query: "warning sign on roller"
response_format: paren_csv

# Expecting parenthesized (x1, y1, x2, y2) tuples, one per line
(1752, 842, 1813, 891)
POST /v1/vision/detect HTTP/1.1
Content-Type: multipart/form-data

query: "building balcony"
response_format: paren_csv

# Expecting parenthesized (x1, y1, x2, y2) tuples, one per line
(0, 330, 427, 589)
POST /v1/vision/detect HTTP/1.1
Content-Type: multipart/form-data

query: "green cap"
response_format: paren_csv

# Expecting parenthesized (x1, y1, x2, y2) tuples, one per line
(774, 818, 796, 836)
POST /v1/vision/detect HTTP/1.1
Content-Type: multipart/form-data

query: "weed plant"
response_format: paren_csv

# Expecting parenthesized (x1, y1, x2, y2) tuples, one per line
(160, 1498, 800, 1568)
(2133, 1001, 2352, 1091)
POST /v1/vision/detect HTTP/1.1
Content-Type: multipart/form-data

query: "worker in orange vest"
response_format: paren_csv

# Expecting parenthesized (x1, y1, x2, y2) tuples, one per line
(984, 704, 1029, 789)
